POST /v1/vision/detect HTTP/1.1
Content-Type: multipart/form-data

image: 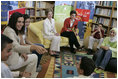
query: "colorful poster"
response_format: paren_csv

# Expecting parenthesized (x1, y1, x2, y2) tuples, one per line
(76, 9, 90, 22)
(8, 8, 26, 19)
(76, 1, 95, 19)
(76, 1, 96, 39)
(1, 1, 18, 25)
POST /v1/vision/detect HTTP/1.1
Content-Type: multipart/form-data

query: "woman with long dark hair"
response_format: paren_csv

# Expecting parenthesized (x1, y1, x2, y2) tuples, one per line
(3, 12, 47, 77)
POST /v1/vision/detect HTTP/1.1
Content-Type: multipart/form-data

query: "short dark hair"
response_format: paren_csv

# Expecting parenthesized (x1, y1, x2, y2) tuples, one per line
(1, 34, 13, 51)
(23, 14, 30, 21)
(8, 12, 24, 35)
(70, 10, 77, 16)
(98, 23, 103, 27)
(80, 57, 95, 76)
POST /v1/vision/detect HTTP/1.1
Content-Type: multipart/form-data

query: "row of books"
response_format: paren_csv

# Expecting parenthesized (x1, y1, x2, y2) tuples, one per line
(93, 18, 117, 28)
(95, 8, 111, 16)
(111, 19, 117, 28)
(96, 1, 113, 7)
(25, 1, 35, 8)
(25, 9, 35, 16)
(36, 1, 53, 8)
(93, 17, 110, 26)
(36, 10, 46, 17)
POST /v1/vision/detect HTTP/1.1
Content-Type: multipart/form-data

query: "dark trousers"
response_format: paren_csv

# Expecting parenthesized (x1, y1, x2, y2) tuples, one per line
(61, 31, 80, 51)
(32, 44, 44, 68)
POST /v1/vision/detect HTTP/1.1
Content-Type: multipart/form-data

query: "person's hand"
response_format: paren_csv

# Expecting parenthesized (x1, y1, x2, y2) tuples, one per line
(74, 31, 78, 36)
(97, 27, 101, 32)
(104, 46, 109, 50)
(101, 46, 109, 50)
(32, 45, 47, 54)
(20, 71, 31, 78)
(21, 53, 28, 61)
(55, 33, 60, 36)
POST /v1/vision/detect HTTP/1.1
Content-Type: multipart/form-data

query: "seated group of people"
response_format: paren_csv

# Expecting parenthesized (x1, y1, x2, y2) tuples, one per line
(1, 9, 117, 78)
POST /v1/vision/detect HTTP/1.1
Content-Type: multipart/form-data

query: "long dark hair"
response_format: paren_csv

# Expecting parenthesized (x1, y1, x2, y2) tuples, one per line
(19, 14, 30, 35)
(8, 12, 24, 35)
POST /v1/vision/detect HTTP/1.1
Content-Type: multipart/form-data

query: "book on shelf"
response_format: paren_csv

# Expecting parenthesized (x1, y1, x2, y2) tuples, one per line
(36, 11, 40, 16)
(98, 18, 109, 26)
(36, 1, 54, 8)
(36, 1, 40, 8)
(41, 10, 46, 17)
(40, 1, 46, 8)
(111, 19, 117, 28)
(30, 9, 35, 16)
(96, 1, 113, 7)
(26, 1, 35, 8)
(93, 17, 110, 26)
(25, 9, 30, 15)
(25, 9, 35, 17)
(95, 8, 111, 16)
(112, 10, 117, 18)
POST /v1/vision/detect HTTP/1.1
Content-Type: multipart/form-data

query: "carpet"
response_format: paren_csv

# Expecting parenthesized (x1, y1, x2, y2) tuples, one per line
(37, 50, 117, 78)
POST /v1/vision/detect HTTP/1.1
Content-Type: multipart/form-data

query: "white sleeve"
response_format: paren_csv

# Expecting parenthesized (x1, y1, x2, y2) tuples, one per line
(53, 20, 57, 33)
(11, 71, 20, 78)
(1, 63, 13, 78)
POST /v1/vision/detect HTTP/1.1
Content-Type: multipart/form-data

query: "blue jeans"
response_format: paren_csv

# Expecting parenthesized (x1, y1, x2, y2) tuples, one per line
(32, 44, 44, 68)
(95, 48, 112, 70)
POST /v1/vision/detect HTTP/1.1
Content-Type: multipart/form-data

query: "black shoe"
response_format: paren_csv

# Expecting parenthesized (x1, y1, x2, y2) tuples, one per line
(87, 49, 93, 55)
(70, 48, 76, 54)
(54, 54, 60, 58)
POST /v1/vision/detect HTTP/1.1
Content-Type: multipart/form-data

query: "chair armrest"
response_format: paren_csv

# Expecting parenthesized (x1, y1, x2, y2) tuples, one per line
(28, 23, 44, 44)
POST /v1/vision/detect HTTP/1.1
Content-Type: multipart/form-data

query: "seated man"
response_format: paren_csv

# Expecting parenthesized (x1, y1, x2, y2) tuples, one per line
(1, 34, 31, 78)
(76, 57, 95, 78)
(87, 23, 104, 54)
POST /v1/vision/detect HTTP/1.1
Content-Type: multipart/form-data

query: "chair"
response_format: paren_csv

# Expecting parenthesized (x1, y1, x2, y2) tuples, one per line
(27, 20, 80, 48)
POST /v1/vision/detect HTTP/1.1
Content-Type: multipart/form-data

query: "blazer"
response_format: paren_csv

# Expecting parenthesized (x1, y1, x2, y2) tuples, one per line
(43, 18, 57, 38)
(3, 26, 31, 66)
(61, 17, 78, 33)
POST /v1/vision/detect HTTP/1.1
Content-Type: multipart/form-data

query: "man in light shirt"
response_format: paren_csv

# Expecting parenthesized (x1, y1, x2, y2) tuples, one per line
(1, 34, 31, 78)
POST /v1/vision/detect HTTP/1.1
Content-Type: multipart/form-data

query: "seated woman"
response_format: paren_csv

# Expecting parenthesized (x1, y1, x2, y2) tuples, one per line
(94, 28, 117, 72)
(43, 9, 61, 55)
(18, 14, 45, 71)
(61, 10, 81, 53)
(3, 12, 47, 78)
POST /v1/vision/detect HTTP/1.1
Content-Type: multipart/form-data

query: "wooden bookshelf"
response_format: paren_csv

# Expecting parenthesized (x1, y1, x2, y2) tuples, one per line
(92, 1, 117, 36)
(25, 1, 55, 22)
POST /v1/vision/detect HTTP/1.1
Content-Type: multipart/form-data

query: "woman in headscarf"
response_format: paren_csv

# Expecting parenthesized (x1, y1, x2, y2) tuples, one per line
(94, 28, 117, 72)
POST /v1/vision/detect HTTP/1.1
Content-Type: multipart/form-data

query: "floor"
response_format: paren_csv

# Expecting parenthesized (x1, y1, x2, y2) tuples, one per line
(37, 47, 117, 78)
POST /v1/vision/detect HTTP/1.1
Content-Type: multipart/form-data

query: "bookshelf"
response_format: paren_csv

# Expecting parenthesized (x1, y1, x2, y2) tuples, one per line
(92, 1, 117, 36)
(25, 1, 55, 22)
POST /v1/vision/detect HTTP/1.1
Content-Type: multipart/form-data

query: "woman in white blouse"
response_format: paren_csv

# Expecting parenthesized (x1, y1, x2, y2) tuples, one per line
(43, 9, 61, 55)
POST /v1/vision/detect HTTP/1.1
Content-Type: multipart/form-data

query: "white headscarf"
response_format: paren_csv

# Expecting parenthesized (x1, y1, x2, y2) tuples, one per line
(109, 28, 117, 42)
